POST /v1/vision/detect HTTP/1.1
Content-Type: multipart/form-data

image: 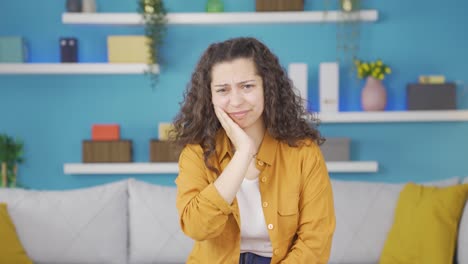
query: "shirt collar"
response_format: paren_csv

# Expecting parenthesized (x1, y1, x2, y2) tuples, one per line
(256, 130, 277, 166)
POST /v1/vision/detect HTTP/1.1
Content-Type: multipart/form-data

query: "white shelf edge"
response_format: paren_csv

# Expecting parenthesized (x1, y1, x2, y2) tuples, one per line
(316, 110, 468, 123)
(62, 10, 378, 25)
(326, 161, 378, 173)
(64, 162, 179, 174)
(63, 161, 378, 174)
(0, 63, 159, 74)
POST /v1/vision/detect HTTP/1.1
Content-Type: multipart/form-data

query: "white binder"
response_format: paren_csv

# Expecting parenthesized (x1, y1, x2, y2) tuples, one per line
(319, 62, 339, 112)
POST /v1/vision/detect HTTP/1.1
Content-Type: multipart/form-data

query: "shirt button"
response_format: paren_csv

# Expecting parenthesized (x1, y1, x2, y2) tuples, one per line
(257, 160, 265, 166)
(267, 224, 274, 230)
(261, 177, 267, 183)
(274, 249, 280, 255)
(262, 202, 268, 207)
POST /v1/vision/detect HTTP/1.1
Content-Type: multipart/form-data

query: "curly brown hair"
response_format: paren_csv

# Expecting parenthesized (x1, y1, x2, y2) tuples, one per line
(172, 37, 323, 172)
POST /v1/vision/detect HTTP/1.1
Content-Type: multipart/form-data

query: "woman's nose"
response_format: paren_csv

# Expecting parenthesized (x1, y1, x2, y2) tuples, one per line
(229, 90, 244, 106)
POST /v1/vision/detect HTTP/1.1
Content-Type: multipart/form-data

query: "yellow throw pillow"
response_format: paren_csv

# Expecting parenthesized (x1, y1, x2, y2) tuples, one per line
(379, 183, 468, 264)
(0, 203, 33, 264)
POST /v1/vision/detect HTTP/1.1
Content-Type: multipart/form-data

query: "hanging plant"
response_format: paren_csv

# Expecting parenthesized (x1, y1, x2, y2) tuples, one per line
(323, 0, 362, 69)
(0, 134, 24, 188)
(337, 0, 362, 70)
(138, 0, 168, 89)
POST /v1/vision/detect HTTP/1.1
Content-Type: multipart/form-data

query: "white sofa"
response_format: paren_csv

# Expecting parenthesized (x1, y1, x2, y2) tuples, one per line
(1, 177, 467, 264)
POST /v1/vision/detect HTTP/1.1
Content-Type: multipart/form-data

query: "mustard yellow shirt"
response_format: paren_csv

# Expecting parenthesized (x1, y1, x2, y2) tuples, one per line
(175, 131, 336, 263)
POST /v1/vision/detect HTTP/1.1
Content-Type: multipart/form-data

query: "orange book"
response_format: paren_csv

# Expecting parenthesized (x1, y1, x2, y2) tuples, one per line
(92, 124, 120, 141)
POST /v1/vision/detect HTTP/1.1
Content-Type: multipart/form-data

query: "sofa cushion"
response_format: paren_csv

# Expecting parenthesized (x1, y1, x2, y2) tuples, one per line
(128, 178, 193, 264)
(379, 183, 468, 264)
(0, 203, 33, 264)
(0, 180, 128, 264)
(458, 176, 468, 264)
(329, 177, 459, 264)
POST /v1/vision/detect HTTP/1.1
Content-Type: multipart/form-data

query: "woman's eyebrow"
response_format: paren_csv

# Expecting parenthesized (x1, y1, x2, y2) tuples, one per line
(212, 79, 256, 88)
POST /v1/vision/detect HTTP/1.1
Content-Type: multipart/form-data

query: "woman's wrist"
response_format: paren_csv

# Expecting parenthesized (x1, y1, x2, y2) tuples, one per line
(235, 148, 257, 159)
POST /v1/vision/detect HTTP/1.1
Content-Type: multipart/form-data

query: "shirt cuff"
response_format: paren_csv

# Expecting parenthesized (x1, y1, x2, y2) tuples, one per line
(200, 183, 233, 215)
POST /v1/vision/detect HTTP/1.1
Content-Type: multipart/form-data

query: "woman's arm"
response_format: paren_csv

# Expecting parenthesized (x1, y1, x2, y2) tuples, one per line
(212, 105, 256, 204)
(175, 145, 254, 241)
(175, 106, 256, 241)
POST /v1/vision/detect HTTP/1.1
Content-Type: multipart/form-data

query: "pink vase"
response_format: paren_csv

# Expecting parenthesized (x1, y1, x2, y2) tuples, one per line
(361, 76, 387, 111)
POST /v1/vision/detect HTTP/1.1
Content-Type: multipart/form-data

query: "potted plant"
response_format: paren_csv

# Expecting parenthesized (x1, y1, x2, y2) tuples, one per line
(138, 0, 168, 89)
(354, 58, 392, 111)
(0, 134, 24, 188)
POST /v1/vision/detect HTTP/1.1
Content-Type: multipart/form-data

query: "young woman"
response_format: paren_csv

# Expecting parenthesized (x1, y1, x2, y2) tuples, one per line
(173, 37, 335, 264)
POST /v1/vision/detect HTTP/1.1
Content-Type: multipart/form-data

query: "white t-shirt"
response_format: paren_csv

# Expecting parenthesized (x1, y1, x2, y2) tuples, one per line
(236, 177, 273, 257)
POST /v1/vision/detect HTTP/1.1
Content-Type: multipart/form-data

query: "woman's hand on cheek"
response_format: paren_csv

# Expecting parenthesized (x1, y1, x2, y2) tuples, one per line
(214, 105, 256, 157)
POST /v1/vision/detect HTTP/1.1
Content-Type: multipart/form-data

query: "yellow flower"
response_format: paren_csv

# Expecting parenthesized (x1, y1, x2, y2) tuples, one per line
(355, 58, 391, 80)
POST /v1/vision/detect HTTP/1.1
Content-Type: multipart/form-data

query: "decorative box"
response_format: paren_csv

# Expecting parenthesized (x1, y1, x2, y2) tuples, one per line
(107, 36, 151, 63)
(0, 37, 28, 62)
(82, 140, 132, 163)
(320, 138, 350, 161)
(407, 83, 456, 110)
(60, 37, 78, 63)
(150, 140, 181, 162)
(92, 124, 120, 141)
(256, 0, 304, 12)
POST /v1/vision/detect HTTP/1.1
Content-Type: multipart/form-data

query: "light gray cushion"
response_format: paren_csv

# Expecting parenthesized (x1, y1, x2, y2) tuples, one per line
(128, 178, 193, 264)
(0, 179, 128, 264)
(329, 177, 459, 264)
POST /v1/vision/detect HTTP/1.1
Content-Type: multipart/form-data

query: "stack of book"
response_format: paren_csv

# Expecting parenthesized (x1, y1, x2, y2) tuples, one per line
(82, 124, 132, 163)
(407, 75, 456, 110)
(150, 123, 181, 162)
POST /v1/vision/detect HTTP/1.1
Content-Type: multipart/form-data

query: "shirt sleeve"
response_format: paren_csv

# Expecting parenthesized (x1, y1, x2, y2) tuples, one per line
(175, 144, 234, 241)
(281, 146, 336, 264)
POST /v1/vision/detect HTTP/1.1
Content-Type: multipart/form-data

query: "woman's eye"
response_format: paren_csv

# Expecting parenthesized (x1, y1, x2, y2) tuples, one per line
(243, 84, 254, 89)
(216, 88, 227, 93)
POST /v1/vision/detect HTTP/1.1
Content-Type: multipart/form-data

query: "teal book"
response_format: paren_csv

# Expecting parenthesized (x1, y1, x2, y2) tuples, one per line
(0, 37, 28, 62)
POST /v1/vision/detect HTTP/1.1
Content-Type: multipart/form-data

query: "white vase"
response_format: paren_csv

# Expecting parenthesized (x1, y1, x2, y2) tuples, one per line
(82, 0, 96, 13)
(361, 76, 387, 111)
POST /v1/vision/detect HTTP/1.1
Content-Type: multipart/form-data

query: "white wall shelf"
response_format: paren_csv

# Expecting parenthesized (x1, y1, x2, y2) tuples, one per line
(317, 110, 468, 123)
(0, 63, 158, 74)
(63, 161, 378, 175)
(62, 10, 378, 25)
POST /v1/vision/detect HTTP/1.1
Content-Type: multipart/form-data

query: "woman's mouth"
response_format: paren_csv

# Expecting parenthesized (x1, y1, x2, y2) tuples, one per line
(229, 110, 249, 119)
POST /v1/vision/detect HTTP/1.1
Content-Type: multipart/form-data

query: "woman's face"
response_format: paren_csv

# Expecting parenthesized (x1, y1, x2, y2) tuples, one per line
(210, 58, 265, 130)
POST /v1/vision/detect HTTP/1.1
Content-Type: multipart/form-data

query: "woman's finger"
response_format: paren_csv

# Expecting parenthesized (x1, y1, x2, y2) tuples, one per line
(214, 106, 230, 133)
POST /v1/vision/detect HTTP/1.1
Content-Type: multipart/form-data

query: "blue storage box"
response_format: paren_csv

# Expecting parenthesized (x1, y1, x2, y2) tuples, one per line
(0, 37, 28, 62)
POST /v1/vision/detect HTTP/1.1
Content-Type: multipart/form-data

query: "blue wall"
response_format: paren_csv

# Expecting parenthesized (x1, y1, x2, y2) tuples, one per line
(1, 0, 467, 190)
